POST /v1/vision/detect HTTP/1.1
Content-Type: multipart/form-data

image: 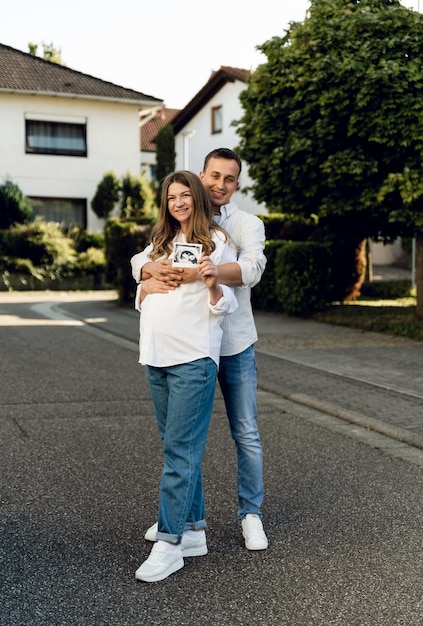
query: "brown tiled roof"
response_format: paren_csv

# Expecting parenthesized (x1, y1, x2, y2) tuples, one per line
(172, 66, 252, 133)
(0, 43, 163, 105)
(140, 107, 180, 151)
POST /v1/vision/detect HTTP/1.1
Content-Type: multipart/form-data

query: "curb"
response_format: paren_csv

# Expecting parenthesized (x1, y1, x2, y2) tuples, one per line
(258, 383, 423, 452)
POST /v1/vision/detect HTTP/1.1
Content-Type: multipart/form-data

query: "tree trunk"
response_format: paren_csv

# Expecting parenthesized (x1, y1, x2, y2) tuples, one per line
(416, 233, 423, 320)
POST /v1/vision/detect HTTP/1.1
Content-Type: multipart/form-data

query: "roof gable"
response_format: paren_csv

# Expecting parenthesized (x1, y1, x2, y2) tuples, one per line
(172, 66, 252, 133)
(0, 43, 163, 106)
(140, 107, 180, 152)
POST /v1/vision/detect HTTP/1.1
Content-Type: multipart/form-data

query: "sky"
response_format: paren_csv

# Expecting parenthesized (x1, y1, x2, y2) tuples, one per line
(1, 0, 312, 109)
(2, 0, 419, 110)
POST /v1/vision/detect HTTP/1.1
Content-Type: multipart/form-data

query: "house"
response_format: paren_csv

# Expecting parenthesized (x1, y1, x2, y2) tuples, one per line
(0, 43, 163, 231)
(140, 107, 180, 181)
(172, 66, 268, 215)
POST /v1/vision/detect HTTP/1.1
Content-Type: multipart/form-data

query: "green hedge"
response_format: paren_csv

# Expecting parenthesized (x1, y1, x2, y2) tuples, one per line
(360, 279, 413, 300)
(252, 240, 332, 317)
(252, 240, 285, 312)
(0, 219, 107, 290)
(105, 218, 153, 303)
(275, 241, 332, 317)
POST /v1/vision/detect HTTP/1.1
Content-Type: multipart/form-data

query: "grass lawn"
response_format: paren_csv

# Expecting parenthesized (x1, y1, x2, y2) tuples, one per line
(313, 296, 423, 342)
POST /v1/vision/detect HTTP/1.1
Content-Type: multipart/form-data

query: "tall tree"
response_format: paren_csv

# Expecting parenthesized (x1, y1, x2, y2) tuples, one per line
(28, 42, 65, 65)
(235, 0, 423, 317)
(155, 124, 175, 198)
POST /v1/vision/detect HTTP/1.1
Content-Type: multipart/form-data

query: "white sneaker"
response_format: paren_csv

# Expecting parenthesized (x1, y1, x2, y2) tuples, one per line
(144, 522, 158, 541)
(144, 522, 208, 557)
(241, 514, 268, 550)
(179, 531, 208, 557)
(135, 542, 184, 582)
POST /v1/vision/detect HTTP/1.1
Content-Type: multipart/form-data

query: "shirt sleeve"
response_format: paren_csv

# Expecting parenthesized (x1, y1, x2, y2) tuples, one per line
(208, 236, 238, 315)
(130, 244, 153, 283)
(236, 215, 267, 288)
(208, 284, 238, 315)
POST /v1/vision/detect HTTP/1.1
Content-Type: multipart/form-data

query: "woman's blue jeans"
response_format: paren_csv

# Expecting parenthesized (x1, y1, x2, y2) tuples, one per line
(218, 345, 264, 520)
(146, 357, 217, 544)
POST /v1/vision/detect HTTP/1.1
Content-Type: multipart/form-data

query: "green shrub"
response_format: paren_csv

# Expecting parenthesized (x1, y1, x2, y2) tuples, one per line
(274, 242, 332, 317)
(360, 279, 413, 300)
(105, 218, 153, 303)
(91, 171, 120, 219)
(120, 172, 157, 220)
(252, 240, 285, 312)
(0, 180, 33, 228)
(1, 219, 76, 274)
(0, 219, 108, 290)
(258, 213, 316, 242)
(68, 226, 105, 253)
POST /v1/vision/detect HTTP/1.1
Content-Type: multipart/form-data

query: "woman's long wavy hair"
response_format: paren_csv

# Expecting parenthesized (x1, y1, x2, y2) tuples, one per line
(148, 170, 230, 261)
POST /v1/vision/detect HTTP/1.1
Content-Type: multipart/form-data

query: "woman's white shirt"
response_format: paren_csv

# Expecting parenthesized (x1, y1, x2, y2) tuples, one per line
(134, 231, 238, 367)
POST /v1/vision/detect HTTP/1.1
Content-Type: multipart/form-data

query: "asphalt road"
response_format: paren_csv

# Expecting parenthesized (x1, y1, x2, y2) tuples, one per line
(1, 292, 422, 626)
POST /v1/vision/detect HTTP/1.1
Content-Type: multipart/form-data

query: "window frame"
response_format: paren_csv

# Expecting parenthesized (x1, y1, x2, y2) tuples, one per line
(25, 114, 87, 157)
(211, 105, 223, 134)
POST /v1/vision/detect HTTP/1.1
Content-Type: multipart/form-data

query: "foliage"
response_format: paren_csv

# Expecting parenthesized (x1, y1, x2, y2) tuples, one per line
(0, 180, 33, 229)
(257, 212, 316, 241)
(1, 218, 76, 270)
(0, 219, 106, 289)
(67, 226, 105, 253)
(361, 279, 413, 299)
(91, 172, 121, 220)
(235, 0, 423, 315)
(252, 240, 285, 312)
(28, 42, 65, 65)
(120, 172, 156, 220)
(104, 218, 153, 303)
(91, 172, 157, 222)
(313, 298, 423, 341)
(155, 125, 176, 199)
(274, 241, 332, 317)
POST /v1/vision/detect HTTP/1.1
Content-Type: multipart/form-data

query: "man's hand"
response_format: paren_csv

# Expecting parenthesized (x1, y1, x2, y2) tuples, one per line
(142, 259, 201, 286)
(142, 259, 183, 287)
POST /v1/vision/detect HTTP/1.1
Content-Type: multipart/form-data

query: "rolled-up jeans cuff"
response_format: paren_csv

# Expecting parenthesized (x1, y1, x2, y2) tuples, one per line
(185, 519, 207, 532)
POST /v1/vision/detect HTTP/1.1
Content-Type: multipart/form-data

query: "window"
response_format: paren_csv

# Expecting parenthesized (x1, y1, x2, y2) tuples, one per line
(30, 197, 87, 228)
(211, 106, 223, 134)
(25, 116, 87, 156)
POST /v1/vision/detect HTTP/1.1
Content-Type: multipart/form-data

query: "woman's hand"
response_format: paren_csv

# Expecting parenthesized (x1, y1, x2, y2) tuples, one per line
(198, 256, 218, 288)
(198, 256, 223, 304)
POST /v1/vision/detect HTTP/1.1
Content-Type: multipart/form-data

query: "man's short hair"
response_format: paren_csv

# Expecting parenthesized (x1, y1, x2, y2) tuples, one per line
(203, 148, 242, 176)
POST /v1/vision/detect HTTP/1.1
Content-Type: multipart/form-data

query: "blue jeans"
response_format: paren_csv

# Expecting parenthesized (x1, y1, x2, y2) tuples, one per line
(218, 345, 264, 520)
(146, 358, 217, 544)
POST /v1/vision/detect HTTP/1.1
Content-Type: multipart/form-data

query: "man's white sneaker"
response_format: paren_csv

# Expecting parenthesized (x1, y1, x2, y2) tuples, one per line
(135, 542, 184, 582)
(144, 522, 208, 557)
(241, 514, 268, 550)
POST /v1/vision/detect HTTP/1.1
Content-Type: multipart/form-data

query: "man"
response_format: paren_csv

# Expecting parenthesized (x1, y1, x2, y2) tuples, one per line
(131, 148, 268, 550)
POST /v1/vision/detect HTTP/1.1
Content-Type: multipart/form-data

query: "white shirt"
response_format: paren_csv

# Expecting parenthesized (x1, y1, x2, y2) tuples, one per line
(131, 202, 267, 358)
(216, 202, 267, 356)
(131, 231, 238, 367)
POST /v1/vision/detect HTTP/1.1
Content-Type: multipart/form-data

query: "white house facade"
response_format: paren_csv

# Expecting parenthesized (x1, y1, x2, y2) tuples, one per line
(172, 67, 268, 216)
(0, 43, 163, 232)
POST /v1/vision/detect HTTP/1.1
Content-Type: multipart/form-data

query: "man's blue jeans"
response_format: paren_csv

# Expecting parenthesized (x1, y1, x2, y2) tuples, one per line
(218, 345, 264, 519)
(146, 357, 217, 544)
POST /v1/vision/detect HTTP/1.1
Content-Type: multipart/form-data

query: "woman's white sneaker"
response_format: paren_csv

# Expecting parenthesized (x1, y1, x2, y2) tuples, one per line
(135, 542, 184, 582)
(241, 514, 268, 550)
